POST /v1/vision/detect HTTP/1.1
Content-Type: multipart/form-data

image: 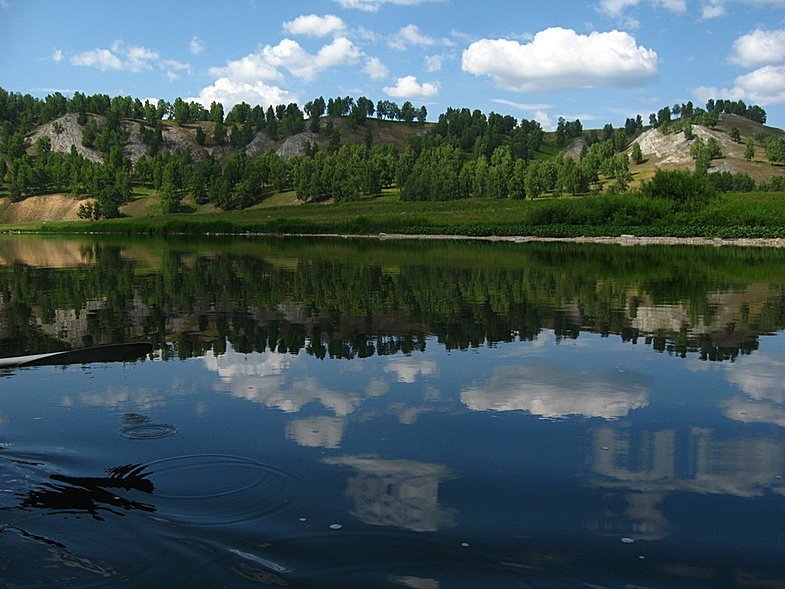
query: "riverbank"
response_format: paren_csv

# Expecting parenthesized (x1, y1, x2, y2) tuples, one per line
(4, 191, 785, 242)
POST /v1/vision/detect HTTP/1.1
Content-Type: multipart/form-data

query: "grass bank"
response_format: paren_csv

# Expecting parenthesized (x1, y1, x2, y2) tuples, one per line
(4, 191, 785, 239)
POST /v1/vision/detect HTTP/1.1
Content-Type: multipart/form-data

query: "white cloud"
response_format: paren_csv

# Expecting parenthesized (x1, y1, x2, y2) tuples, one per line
(69, 42, 177, 75)
(52, 49, 63, 63)
(598, 0, 687, 17)
(283, 14, 346, 37)
(389, 24, 435, 50)
(383, 75, 439, 99)
(703, 0, 785, 19)
(462, 28, 658, 93)
(124, 45, 160, 72)
(189, 36, 205, 55)
(209, 50, 284, 83)
(424, 54, 444, 72)
(695, 64, 785, 104)
(534, 110, 555, 131)
(731, 28, 785, 67)
(334, 0, 444, 11)
(70, 48, 124, 71)
(261, 37, 362, 82)
(492, 98, 554, 111)
(363, 56, 390, 80)
(187, 77, 299, 110)
(702, 0, 727, 17)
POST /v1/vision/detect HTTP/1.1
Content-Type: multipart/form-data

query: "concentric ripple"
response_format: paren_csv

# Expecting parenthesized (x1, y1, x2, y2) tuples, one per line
(119, 423, 179, 440)
(143, 454, 299, 526)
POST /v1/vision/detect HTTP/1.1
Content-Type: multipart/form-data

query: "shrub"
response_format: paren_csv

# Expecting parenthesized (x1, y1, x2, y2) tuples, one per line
(640, 169, 717, 211)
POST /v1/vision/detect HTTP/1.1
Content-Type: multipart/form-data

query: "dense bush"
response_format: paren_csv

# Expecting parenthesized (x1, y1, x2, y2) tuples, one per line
(640, 169, 717, 211)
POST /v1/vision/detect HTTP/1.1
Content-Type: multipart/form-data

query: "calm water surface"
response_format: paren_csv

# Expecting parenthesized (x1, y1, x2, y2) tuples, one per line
(1, 235, 784, 588)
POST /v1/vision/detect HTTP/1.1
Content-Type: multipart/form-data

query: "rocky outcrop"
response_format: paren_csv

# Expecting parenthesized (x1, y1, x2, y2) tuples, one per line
(27, 113, 103, 163)
(276, 132, 319, 158)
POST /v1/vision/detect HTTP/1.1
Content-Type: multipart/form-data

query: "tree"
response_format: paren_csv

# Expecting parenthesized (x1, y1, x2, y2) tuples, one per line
(631, 142, 643, 165)
(745, 140, 755, 162)
(209, 101, 224, 124)
(213, 120, 226, 146)
(195, 126, 206, 145)
(729, 127, 741, 143)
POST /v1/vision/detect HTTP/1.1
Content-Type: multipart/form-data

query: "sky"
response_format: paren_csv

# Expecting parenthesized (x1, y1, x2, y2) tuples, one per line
(2, 0, 785, 129)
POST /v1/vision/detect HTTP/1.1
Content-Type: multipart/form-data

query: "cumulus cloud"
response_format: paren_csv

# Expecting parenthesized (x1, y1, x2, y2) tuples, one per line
(383, 75, 439, 98)
(389, 24, 435, 50)
(283, 14, 346, 37)
(189, 36, 205, 55)
(731, 28, 785, 67)
(209, 49, 284, 83)
(334, 0, 444, 11)
(187, 77, 298, 110)
(363, 56, 390, 80)
(695, 64, 785, 104)
(52, 49, 63, 63)
(261, 37, 362, 82)
(462, 28, 658, 93)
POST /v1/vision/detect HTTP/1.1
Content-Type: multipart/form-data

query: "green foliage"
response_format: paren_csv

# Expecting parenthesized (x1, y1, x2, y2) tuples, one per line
(640, 169, 718, 211)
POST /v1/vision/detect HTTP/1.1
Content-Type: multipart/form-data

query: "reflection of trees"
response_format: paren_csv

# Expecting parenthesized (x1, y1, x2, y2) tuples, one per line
(8, 464, 155, 521)
(586, 426, 785, 540)
(323, 456, 455, 532)
(2, 236, 785, 361)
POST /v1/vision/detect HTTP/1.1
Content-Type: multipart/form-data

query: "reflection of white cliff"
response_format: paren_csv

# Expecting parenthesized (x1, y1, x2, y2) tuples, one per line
(324, 456, 455, 532)
(588, 425, 785, 541)
(286, 416, 345, 449)
(461, 364, 649, 419)
(590, 426, 785, 498)
(203, 348, 361, 415)
(35, 299, 106, 347)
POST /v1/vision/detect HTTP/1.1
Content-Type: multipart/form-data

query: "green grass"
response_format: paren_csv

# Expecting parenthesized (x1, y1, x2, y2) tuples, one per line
(5, 190, 785, 238)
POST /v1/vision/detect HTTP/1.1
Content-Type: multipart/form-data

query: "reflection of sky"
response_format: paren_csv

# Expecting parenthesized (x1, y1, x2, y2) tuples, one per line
(461, 364, 650, 419)
(723, 350, 785, 427)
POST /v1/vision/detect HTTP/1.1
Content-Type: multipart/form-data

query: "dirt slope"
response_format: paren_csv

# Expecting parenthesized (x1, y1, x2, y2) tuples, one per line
(0, 194, 90, 223)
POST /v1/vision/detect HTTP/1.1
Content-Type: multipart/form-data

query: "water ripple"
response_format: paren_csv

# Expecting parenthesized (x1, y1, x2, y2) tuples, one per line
(143, 454, 299, 526)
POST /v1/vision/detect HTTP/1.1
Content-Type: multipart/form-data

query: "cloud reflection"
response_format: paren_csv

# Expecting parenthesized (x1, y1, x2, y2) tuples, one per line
(724, 352, 785, 426)
(461, 364, 650, 419)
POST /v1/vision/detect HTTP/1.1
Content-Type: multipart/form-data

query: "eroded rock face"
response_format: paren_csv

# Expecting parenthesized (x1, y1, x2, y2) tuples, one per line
(275, 132, 319, 159)
(27, 113, 103, 163)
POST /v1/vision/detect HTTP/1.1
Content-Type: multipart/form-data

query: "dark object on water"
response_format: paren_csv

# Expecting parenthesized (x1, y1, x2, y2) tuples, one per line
(0, 342, 153, 368)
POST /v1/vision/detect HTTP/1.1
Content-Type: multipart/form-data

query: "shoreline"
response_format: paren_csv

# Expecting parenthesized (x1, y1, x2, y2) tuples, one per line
(6, 228, 785, 247)
(288, 232, 785, 248)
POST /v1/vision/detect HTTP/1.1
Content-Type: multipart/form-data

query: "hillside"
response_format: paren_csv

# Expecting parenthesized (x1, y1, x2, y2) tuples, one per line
(3, 90, 785, 228)
(24, 113, 431, 165)
(624, 114, 785, 185)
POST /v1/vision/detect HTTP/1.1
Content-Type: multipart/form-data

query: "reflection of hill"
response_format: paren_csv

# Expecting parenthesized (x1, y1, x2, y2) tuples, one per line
(2, 236, 785, 361)
(323, 456, 455, 532)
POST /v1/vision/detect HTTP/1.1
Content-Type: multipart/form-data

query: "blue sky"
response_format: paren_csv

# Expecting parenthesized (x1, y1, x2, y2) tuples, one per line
(2, 0, 785, 129)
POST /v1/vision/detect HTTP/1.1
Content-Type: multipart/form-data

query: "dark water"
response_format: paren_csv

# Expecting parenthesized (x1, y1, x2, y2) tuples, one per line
(1, 235, 785, 588)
